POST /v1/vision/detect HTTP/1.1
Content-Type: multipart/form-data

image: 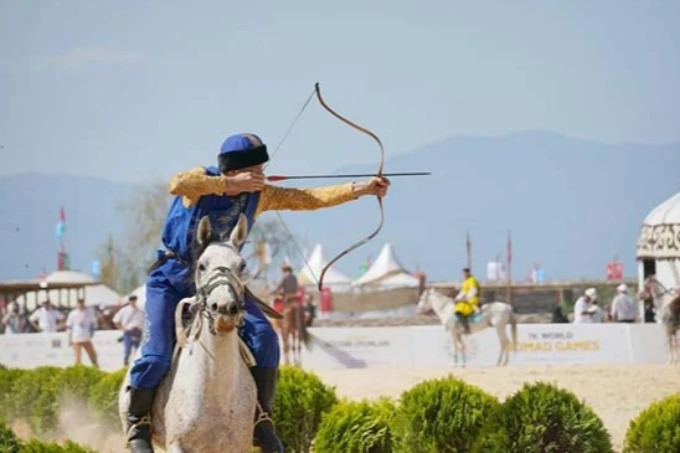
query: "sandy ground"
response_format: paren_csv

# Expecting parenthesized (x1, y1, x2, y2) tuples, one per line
(314, 364, 680, 452)
(17, 364, 679, 453)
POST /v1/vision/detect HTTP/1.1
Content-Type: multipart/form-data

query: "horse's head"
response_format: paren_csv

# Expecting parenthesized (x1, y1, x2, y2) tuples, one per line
(193, 214, 250, 334)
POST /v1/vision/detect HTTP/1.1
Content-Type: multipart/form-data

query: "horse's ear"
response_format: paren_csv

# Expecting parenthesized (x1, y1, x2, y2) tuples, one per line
(196, 216, 214, 246)
(229, 214, 249, 248)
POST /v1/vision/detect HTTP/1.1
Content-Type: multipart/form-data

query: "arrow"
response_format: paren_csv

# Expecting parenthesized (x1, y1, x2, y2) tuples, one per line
(266, 171, 431, 182)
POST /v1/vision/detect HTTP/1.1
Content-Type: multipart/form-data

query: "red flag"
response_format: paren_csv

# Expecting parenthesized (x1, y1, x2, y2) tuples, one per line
(59, 206, 66, 222)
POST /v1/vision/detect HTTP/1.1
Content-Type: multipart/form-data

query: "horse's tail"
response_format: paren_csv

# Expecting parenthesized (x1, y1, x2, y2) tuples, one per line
(510, 310, 518, 352)
(298, 305, 313, 351)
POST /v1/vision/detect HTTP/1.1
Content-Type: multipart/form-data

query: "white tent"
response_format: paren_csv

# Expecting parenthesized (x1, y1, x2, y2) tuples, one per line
(15, 270, 123, 311)
(296, 244, 351, 291)
(637, 191, 680, 294)
(352, 243, 420, 288)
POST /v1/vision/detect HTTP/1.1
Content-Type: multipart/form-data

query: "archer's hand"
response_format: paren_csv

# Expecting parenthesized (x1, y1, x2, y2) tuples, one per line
(226, 170, 265, 193)
(353, 176, 390, 198)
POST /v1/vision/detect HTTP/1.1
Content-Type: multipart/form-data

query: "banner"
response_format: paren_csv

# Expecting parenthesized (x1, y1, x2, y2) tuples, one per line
(0, 324, 674, 371)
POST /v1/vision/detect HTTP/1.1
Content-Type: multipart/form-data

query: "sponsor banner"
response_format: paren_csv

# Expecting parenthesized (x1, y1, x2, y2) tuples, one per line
(0, 324, 673, 370)
(0, 331, 128, 371)
(628, 323, 670, 364)
(410, 325, 502, 367)
(304, 326, 413, 370)
(507, 324, 631, 365)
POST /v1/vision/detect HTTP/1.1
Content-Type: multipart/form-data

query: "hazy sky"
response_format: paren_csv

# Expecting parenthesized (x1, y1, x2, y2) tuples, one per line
(1, 0, 679, 184)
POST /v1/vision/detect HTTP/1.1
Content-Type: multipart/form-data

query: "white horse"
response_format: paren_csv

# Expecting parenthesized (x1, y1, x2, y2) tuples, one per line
(655, 292, 680, 364)
(118, 214, 282, 453)
(643, 278, 679, 364)
(416, 287, 517, 367)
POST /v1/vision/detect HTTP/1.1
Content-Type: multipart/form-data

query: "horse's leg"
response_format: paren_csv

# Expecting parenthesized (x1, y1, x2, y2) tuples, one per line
(449, 330, 458, 366)
(459, 334, 466, 368)
(167, 441, 184, 453)
(496, 324, 509, 366)
(282, 327, 290, 366)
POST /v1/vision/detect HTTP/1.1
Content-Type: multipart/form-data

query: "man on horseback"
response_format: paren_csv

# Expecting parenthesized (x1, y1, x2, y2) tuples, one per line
(454, 268, 480, 334)
(271, 263, 300, 303)
(124, 133, 390, 453)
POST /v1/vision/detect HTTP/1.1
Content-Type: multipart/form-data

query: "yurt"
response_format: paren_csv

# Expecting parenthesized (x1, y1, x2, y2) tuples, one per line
(352, 243, 420, 289)
(636, 191, 680, 294)
(14, 270, 122, 311)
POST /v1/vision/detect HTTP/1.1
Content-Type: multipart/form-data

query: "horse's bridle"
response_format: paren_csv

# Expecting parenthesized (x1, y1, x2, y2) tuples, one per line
(176, 265, 247, 348)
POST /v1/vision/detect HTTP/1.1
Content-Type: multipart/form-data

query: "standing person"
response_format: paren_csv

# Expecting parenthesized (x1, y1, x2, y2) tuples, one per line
(610, 284, 637, 323)
(113, 295, 146, 366)
(123, 132, 390, 453)
(2, 302, 28, 334)
(454, 268, 480, 334)
(65, 299, 99, 368)
(29, 300, 65, 332)
(573, 288, 597, 324)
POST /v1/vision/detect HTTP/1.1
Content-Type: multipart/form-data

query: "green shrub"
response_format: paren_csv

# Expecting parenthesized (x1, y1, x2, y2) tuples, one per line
(474, 382, 613, 453)
(314, 397, 396, 453)
(273, 366, 338, 452)
(392, 375, 500, 453)
(31, 366, 105, 435)
(9, 366, 65, 434)
(88, 368, 127, 426)
(0, 367, 28, 421)
(0, 419, 23, 453)
(623, 393, 680, 453)
(19, 439, 98, 453)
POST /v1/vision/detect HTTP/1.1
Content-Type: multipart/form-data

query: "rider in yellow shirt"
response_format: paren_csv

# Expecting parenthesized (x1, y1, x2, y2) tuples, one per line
(454, 268, 480, 333)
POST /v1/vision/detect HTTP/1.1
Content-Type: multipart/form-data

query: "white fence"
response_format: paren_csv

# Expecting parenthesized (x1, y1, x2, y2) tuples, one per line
(0, 324, 671, 372)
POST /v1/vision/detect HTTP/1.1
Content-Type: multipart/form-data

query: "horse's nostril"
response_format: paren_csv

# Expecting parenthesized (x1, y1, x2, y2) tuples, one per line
(228, 303, 239, 315)
(211, 303, 218, 312)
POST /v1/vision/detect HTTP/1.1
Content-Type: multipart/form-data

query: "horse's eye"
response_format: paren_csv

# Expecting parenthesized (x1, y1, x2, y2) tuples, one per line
(198, 263, 206, 272)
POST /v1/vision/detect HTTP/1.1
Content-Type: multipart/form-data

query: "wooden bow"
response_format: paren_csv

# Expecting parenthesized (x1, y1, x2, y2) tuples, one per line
(267, 82, 386, 291)
(312, 83, 386, 291)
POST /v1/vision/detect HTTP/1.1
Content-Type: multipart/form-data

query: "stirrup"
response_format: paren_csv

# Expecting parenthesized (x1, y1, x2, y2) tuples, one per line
(254, 402, 274, 428)
(125, 415, 152, 446)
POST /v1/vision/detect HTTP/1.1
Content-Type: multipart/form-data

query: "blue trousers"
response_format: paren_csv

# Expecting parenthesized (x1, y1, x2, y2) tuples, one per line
(123, 330, 142, 366)
(129, 258, 280, 389)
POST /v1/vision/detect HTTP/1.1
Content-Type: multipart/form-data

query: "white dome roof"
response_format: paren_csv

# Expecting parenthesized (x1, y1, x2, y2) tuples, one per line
(44, 270, 96, 284)
(637, 191, 680, 260)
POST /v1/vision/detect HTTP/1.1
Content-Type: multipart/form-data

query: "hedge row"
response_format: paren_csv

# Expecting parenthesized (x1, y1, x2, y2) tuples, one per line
(1, 364, 679, 452)
(0, 420, 96, 453)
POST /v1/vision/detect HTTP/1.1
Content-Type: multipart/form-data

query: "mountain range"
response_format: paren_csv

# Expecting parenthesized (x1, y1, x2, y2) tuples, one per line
(1, 130, 678, 284)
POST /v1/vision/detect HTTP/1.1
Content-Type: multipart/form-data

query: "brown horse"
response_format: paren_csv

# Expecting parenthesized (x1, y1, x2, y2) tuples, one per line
(271, 295, 312, 366)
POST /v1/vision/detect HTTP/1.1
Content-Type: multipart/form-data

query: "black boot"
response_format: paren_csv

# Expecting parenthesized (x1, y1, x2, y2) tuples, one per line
(251, 367, 284, 453)
(456, 312, 471, 334)
(125, 386, 156, 453)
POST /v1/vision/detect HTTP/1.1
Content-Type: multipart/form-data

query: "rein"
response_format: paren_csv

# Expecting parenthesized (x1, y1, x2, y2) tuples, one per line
(173, 266, 255, 367)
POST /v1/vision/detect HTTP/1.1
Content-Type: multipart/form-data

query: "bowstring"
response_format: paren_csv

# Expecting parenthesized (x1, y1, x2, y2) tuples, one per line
(264, 86, 321, 288)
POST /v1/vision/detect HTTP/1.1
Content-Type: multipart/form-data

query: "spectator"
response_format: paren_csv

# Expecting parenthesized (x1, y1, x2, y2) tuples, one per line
(113, 295, 145, 366)
(610, 284, 637, 323)
(587, 300, 605, 323)
(29, 300, 65, 332)
(552, 301, 569, 323)
(573, 288, 597, 324)
(66, 299, 99, 367)
(2, 302, 28, 334)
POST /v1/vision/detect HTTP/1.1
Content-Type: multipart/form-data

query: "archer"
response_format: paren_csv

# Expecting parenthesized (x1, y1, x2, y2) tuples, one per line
(122, 132, 389, 453)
